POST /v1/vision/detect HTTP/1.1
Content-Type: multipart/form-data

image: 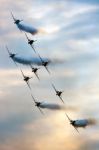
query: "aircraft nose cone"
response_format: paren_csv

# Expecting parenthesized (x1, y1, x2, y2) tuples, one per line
(70, 120, 75, 125)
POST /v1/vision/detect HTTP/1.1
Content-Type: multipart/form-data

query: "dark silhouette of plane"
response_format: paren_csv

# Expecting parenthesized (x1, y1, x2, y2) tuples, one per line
(37, 53, 50, 74)
(6, 46, 17, 66)
(30, 64, 40, 80)
(20, 68, 32, 90)
(31, 93, 44, 114)
(52, 84, 64, 103)
(65, 113, 89, 133)
(11, 12, 38, 35)
(11, 12, 23, 25)
(25, 33, 37, 53)
(66, 113, 79, 133)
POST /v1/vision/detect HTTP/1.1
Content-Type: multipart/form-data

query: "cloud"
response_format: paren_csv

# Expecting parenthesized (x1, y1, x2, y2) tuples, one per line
(78, 139, 99, 150)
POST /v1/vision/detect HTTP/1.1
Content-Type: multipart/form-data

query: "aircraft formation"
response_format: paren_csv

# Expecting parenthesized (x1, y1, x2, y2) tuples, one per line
(6, 12, 96, 133)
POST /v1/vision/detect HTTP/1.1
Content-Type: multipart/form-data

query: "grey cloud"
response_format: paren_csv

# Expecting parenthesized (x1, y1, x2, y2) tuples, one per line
(78, 139, 99, 150)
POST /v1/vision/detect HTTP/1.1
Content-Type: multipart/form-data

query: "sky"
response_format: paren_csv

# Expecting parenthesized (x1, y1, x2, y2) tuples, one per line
(0, 0, 99, 149)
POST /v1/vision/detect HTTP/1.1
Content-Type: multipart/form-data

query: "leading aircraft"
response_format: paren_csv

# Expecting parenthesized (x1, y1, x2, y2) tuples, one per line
(11, 12, 38, 35)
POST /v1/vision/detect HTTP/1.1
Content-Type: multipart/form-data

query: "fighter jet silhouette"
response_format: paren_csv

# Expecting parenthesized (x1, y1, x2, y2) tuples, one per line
(37, 52, 50, 74)
(11, 12, 23, 25)
(30, 64, 40, 81)
(11, 12, 38, 35)
(6, 46, 17, 66)
(65, 113, 90, 133)
(31, 93, 44, 114)
(52, 84, 64, 103)
(25, 33, 37, 53)
(20, 68, 32, 90)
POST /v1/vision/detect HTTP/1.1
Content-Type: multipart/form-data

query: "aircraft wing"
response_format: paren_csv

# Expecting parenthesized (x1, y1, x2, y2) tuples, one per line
(37, 53, 43, 63)
(20, 68, 25, 78)
(26, 81, 31, 90)
(74, 126, 79, 133)
(35, 72, 40, 80)
(45, 65, 50, 74)
(11, 11, 16, 21)
(59, 96, 64, 103)
(6, 46, 11, 55)
(13, 59, 18, 67)
(52, 84, 57, 92)
(65, 113, 71, 122)
(31, 44, 36, 53)
(25, 33, 29, 40)
(31, 93, 36, 103)
(38, 107, 44, 115)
